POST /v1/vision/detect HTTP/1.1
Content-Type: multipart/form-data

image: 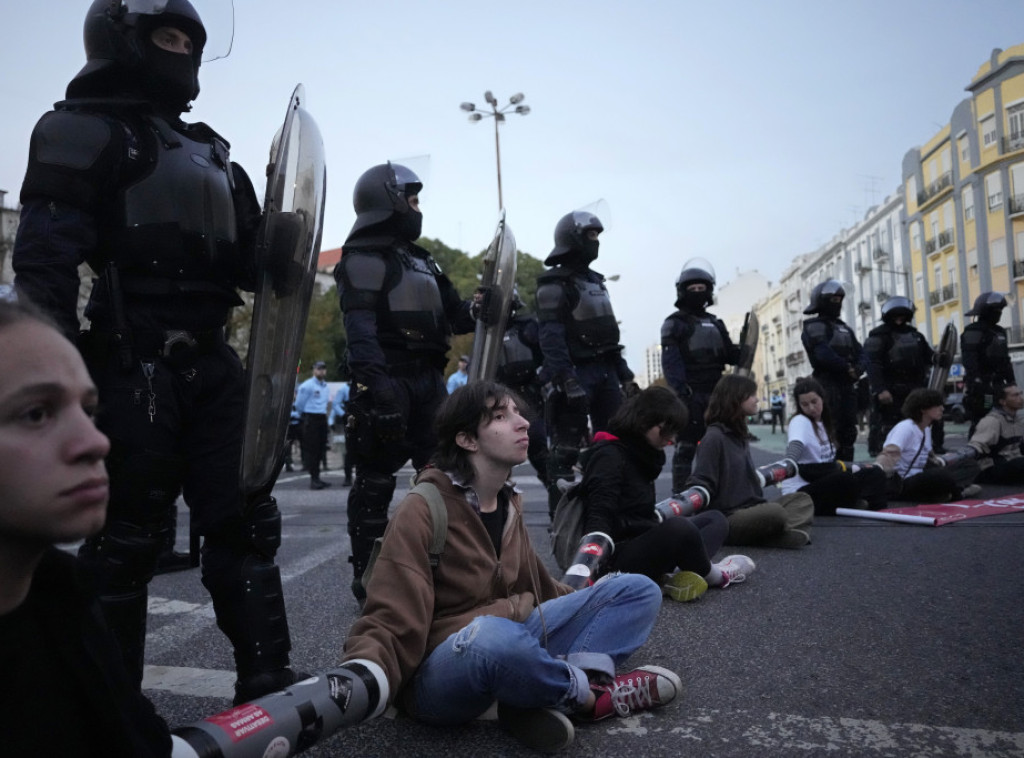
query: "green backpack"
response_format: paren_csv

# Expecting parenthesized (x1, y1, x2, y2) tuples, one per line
(361, 481, 448, 593)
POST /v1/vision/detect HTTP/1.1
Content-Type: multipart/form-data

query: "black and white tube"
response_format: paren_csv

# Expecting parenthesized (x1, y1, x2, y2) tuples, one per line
(561, 531, 615, 590)
(170, 659, 389, 758)
(653, 486, 710, 522)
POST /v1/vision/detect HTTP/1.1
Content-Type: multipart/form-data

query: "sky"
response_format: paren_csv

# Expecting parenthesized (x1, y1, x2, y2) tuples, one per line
(2, 0, 1023, 369)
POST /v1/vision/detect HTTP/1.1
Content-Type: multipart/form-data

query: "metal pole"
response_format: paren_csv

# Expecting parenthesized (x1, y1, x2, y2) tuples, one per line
(493, 114, 503, 210)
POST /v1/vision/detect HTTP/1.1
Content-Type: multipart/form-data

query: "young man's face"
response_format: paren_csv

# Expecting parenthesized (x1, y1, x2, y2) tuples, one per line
(1000, 385, 1024, 412)
(466, 397, 531, 468)
(923, 405, 944, 425)
(0, 321, 110, 547)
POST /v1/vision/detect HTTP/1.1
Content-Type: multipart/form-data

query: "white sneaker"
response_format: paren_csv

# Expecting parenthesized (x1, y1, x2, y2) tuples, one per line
(717, 555, 756, 587)
(961, 484, 982, 498)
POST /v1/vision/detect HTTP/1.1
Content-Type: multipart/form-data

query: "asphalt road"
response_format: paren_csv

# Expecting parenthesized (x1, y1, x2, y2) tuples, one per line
(141, 422, 1024, 757)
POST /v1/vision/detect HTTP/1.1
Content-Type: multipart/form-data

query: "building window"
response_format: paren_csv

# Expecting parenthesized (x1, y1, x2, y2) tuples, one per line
(915, 273, 924, 300)
(987, 172, 1003, 209)
(981, 115, 997, 148)
(907, 176, 917, 205)
(934, 263, 942, 289)
(963, 185, 975, 221)
(948, 259, 957, 287)
(911, 222, 921, 251)
(992, 237, 1007, 267)
(967, 247, 978, 279)
(959, 134, 970, 162)
(1009, 103, 1024, 142)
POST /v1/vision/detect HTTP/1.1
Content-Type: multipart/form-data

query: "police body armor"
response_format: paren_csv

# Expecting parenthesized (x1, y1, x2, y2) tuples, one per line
(108, 115, 240, 291)
(497, 320, 539, 386)
(565, 276, 620, 361)
(684, 313, 728, 367)
(383, 246, 447, 354)
(887, 329, 925, 380)
(828, 321, 858, 360)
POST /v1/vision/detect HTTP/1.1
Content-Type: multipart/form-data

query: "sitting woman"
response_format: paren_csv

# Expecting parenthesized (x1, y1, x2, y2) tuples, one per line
(782, 377, 888, 515)
(687, 374, 814, 548)
(876, 388, 982, 504)
(579, 386, 755, 602)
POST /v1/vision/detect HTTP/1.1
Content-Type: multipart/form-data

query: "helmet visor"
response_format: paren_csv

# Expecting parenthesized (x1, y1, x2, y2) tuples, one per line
(125, 0, 234, 62)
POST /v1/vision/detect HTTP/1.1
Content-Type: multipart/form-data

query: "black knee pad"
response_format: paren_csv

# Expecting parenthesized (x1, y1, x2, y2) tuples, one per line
(245, 496, 283, 559)
(79, 517, 169, 589)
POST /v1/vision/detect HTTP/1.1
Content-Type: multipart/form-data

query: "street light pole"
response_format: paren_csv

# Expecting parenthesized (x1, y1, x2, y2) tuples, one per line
(460, 91, 530, 211)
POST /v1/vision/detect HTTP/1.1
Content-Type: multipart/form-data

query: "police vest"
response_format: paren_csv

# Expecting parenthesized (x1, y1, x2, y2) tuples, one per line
(497, 323, 538, 385)
(565, 277, 620, 361)
(887, 329, 925, 377)
(383, 247, 447, 351)
(684, 314, 728, 367)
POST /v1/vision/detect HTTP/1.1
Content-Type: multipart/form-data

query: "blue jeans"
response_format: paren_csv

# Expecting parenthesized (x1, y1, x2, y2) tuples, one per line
(409, 573, 661, 725)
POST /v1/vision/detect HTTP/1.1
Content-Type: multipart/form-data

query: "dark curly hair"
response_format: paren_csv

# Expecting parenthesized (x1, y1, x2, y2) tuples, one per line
(705, 374, 758, 436)
(607, 385, 688, 441)
(901, 388, 944, 423)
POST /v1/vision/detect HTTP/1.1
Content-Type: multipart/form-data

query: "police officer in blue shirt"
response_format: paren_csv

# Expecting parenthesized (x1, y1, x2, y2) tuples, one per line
(330, 381, 353, 486)
(296, 361, 332, 489)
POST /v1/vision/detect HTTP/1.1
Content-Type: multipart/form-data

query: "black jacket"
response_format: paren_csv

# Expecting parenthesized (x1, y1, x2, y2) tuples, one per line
(579, 432, 665, 543)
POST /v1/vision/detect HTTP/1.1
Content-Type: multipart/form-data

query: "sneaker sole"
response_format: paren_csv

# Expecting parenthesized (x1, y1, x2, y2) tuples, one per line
(662, 571, 708, 602)
(497, 704, 574, 753)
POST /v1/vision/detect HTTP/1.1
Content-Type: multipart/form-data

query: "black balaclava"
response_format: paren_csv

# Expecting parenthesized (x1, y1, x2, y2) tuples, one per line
(140, 37, 197, 113)
(820, 299, 843, 320)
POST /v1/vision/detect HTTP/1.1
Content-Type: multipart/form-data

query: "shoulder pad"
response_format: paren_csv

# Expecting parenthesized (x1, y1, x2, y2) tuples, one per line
(31, 111, 114, 170)
(803, 320, 828, 341)
(536, 280, 567, 314)
(536, 266, 575, 284)
(183, 120, 230, 148)
(338, 249, 387, 290)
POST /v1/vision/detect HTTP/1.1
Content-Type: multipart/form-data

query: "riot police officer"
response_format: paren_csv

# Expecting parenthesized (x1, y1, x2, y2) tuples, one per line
(495, 288, 551, 494)
(334, 162, 477, 602)
(12, 0, 303, 704)
(661, 259, 739, 490)
(801, 280, 865, 461)
(962, 292, 1016, 434)
(863, 296, 935, 456)
(535, 210, 637, 512)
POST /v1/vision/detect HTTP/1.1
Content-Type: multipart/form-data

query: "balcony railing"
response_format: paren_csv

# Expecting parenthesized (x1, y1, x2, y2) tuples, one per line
(1004, 134, 1024, 154)
(1009, 194, 1024, 216)
(876, 290, 889, 303)
(925, 237, 938, 255)
(916, 171, 953, 206)
(928, 290, 942, 305)
(942, 283, 957, 301)
(785, 351, 803, 366)
(938, 229, 955, 249)
(1014, 259, 1024, 278)
(873, 246, 890, 262)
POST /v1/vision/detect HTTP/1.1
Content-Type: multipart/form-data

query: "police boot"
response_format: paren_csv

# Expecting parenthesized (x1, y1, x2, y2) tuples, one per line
(347, 472, 396, 602)
(672, 443, 697, 493)
(202, 501, 307, 705)
(78, 519, 166, 688)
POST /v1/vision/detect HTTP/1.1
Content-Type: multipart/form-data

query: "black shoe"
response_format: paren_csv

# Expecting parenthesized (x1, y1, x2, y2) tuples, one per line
(498, 703, 574, 753)
(285, 464, 294, 472)
(233, 667, 311, 706)
(310, 479, 331, 490)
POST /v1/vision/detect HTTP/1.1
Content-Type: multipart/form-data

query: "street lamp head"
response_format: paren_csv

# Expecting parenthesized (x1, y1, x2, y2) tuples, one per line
(509, 92, 524, 105)
(515, 105, 530, 115)
(495, 112, 506, 122)
(468, 113, 483, 122)
(459, 102, 476, 112)
(484, 90, 497, 106)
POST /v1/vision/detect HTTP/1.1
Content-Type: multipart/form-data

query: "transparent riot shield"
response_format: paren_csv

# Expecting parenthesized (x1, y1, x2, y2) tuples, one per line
(468, 210, 517, 382)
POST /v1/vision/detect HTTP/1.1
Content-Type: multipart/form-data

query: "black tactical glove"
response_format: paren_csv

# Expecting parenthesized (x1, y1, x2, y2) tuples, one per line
(561, 376, 589, 412)
(371, 384, 406, 443)
(678, 383, 693, 399)
(621, 381, 641, 399)
(470, 286, 501, 325)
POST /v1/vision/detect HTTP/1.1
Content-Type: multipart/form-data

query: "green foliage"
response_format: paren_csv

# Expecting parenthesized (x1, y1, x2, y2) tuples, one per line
(300, 282, 346, 380)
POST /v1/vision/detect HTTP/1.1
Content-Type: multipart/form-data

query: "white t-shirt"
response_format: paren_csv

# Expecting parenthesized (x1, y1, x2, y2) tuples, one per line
(884, 419, 932, 478)
(781, 414, 836, 494)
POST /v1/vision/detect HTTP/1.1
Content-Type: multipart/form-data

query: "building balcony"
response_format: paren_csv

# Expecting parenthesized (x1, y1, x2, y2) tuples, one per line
(876, 290, 889, 303)
(942, 283, 957, 302)
(928, 290, 942, 305)
(1008, 324, 1024, 346)
(785, 351, 803, 366)
(1014, 259, 1024, 279)
(916, 171, 953, 207)
(925, 237, 938, 255)
(873, 246, 890, 262)
(938, 229, 955, 250)
(1004, 134, 1024, 154)
(858, 301, 871, 313)
(1009, 194, 1024, 217)
(775, 369, 785, 378)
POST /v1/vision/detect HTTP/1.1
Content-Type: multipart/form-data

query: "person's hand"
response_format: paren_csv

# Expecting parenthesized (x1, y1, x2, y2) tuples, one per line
(562, 377, 589, 412)
(470, 287, 500, 325)
(621, 381, 640, 398)
(677, 383, 693, 399)
(511, 591, 536, 621)
(878, 390, 893, 405)
(847, 365, 862, 381)
(371, 384, 405, 443)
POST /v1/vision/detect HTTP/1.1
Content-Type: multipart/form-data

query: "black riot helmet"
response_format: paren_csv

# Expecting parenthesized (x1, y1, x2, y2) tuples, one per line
(544, 211, 603, 266)
(880, 296, 915, 325)
(675, 258, 716, 309)
(803, 279, 846, 317)
(346, 162, 423, 243)
(69, 0, 206, 110)
(509, 284, 525, 317)
(965, 291, 1007, 323)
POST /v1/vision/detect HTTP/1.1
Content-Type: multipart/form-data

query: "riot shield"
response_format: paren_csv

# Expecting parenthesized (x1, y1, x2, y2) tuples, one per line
(734, 310, 759, 378)
(240, 84, 326, 496)
(928, 322, 958, 391)
(468, 211, 517, 382)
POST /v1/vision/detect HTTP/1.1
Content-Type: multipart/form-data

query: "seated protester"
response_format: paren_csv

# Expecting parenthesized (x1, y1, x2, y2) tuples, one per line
(579, 385, 756, 603)
(341, 381, 681, 754)
(687, 374, 814, 548)
(0, 298, 171, 757)
(967, 383, 1024, 484)
(875, 388, 982, 504)
(782, 377, 888, 515)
